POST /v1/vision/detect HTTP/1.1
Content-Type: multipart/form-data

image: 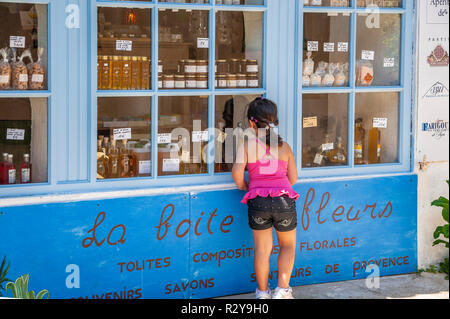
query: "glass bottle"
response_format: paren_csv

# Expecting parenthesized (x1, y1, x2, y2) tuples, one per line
(97, 56, 102, 89)
(101, 56, 111, 90)
(130, 56, 141, 90)
(0, 153, 8, 184)
(120, 139, 130, 178)
(328, 136, 347, 166)
(368, 127, 381, 164)
(314, 133, 333, 167)
(20, 154, 32, 184)
(97, 139, 107, 179)
(6, 154, 16, 185)
(109, 139, 120, 179)
(111, 56, 122, 90)
(121, 56, 131, 90)
(141, 56, 151, 90)
(354, 118, 365, 165)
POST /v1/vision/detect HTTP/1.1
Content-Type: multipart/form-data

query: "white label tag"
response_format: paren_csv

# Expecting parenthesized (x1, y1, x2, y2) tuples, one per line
(19, 74, 28, 82)
(383, 57, 395, 68)
(31, 74, 44, 83)
(0, 75, 9, 84)
(321, 143, 334, 152)
(307, 41, 319, 52)
(362, 50, 375, 61)
(303, 116, 318, 128)
(21, 168, 30, 183)
(158, 133, 172, 144)
(192, 130, 209, 143)
(338, 42, 348, 52)
(113, 128, 132, 140)
(163, 158, 180, 172)
(314, 153, 324, 165)
(116, 40, 133, 52)
(10, 36, 25, 48)
(6, 128, 25, 140)
(323, 42, 335, 52)
(197, 38, 209, 49)
(373, 118, 388, 129)
(138, 160, 151, 175)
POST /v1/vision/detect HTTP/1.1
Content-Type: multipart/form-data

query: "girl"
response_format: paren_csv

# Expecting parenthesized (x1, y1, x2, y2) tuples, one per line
(232, 97, 299, 299)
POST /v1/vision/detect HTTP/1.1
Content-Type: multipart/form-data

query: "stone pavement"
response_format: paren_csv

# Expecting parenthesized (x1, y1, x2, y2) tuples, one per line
(218, 273, 449, 299)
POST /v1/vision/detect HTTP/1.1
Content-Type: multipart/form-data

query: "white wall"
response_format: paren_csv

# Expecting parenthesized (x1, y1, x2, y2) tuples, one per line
(415, 0, 449, 268)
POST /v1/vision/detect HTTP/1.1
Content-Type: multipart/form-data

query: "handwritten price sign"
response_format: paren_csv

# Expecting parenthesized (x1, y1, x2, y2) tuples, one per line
(6, 128, 25, 141)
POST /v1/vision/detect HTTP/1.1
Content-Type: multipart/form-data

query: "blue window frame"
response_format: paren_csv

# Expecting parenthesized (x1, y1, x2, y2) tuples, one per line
(295, 0, 414, 178)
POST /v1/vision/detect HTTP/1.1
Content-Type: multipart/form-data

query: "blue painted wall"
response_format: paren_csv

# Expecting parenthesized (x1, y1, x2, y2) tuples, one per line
(0, 174, 417, 299)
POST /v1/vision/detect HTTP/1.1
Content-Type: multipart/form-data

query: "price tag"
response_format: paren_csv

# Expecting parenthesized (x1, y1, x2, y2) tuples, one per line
(314, 154, 324, 165)
(6, 128, 25, 140)
(158, 133, 172, 144)
(362, 50, 375, 61)
(116, 40, 133, 52)
(323, 42, 335, 53)
(307, 41, 319, 52)
(373, 118, 388, 129)
(0, 75, 9, 84)
(10, 36, 26, 48)
(163, 158, 180, 172)
(338, 42, 348, 52)
(197, 38, 209, 49)
(113, 128, 132, 140)
(383, 57, 395, 68)
(31, 74, 44, 83)
(321, 143, 334, 152)
(138, 160, 151, 175)
(303, 116, 318, 128)
(192, 130, 209, 143)
(19, 74, 28, 82)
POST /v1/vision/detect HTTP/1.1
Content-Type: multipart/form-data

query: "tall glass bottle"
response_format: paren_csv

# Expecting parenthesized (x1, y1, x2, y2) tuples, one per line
(121, 56, 131, 90)
(6, 154, 16, 185)
(111, 56, 122, 90)
(130, 56, 141, 90)
(328, 136, 347, 166)
(354, 118, 366, 165)
(101, 56, 111, 90)
(109, 139, 120, 179)
(0, 153, 7, 184)
(97, 139, 107, 179)
(368, 126, 381, 164)
(20, 154, 32, 184)
(120, 139, 130, 178)
(140, 56, 150, 90)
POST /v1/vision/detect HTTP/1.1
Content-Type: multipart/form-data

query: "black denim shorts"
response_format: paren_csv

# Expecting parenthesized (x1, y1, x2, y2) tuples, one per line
(247, 195, 297, 232)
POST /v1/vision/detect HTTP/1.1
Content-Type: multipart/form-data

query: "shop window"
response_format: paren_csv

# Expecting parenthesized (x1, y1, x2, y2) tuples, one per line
(356, 0, 402, 8)
(215, 11, 263, 89)
(97, 7, 152, 91)
(158, 96, 209, 176)
(301, 94, 348, 168)
(97, 97, 151, 180)
(302, 12, 350, 88)
(214, 94, 260, 173)
(0, 98, 48, 185)
(354, 92, 399, 165)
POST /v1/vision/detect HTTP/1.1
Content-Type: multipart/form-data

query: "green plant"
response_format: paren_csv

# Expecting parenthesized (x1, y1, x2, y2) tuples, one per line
(431, 180, 449, 280)
(0, 256, 11, 297)
(5, 274, 49, 299)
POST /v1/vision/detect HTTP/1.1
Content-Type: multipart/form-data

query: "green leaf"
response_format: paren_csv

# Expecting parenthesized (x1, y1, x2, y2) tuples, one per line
(28, 290, 35, 299)
(434, 226, 443, 239)
(443, 224, 449, 239)
(36, 290, 49, 299)
(432, 239, 449, 247)
(442, 207, 449, 223)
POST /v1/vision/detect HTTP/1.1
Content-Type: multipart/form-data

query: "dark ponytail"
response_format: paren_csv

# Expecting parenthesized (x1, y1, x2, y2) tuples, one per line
(247, 97, 283, 147)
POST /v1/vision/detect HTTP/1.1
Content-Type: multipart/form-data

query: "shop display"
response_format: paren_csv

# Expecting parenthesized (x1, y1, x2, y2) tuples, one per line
(0, 49, 11, 90)
(302, 53, 348, 87)
(28, 48, 46, 90)
(0, 153, 32, 185)
(356, 0, 401, 7)
(356, 60, 374, 86)
(368, 126, 381, 164)
(304, 0, 350, 6)
(354, 118, 366, 165)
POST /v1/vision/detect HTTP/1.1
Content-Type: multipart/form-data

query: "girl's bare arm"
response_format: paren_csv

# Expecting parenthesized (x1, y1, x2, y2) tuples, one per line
(286, 143, 298, 186)
(232, 143, 248, 191)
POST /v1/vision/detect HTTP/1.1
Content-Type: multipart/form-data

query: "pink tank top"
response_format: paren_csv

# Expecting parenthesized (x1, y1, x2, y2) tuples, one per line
(241, 138, 300, 204)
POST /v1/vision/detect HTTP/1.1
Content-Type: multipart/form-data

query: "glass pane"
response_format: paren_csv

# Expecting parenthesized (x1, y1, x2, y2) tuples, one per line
(97, 7, 152, 90)
(158, 96, 208, 176)
(355, 92, 399, 165)
(97, 97, 151, 180)
(215, 94, 259, 173)
(159, 0, 210, 4)
(159, 10, 209, 90)
(302, 94, 348, 168)
(304, 0, 350, 7)
(357, 0, 402, 8)
(216, 0, 265, 6)
(302, 13, 350, 88)
(215, 11, 263, 89)
(0, 3, 48, 91)
(0, 98, 47, 185)
(356, 13, 401, 86)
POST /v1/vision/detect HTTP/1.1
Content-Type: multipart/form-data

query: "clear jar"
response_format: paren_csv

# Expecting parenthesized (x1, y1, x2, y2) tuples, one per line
(100, 56, 111, 90)
(229, 59, 240, 74)
(237, 74, 247, 88)
(158, 60, 163, 74)
(216, 59, 228, 74)
(130, 56, 141, 90)
(246, 59, 259, 74)
(175, 74, 186, 89)
(121, 56, 131, 90)
(141, 56, 151, 90)
(185, 60, 197, 74)
(163, 74, 175, 89)
(247, 73, 259, 88)
(196, 74, 208, 89)
(240, 59, 247, 74)
(111, 56, 122, 90)
(185, 74, 197, 89)
(178, 60, 186, 74)
(196, 60, 208, 74)
(216, 74, 227, 88)
(158, 74, 163, 89)
(227, 74, 237, 88)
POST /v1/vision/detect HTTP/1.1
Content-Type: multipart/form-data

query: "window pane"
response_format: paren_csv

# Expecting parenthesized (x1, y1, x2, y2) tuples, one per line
(302, 94, 348, 168)
(356, 13, 401, 86)
(215, 11, 263, 89)
(304, 0, 350, 7)
(302, 13, 350, 88)
(216, 0, 265, 4)
(0, 98, 47, 184)
(159, 10, 209, 90)
(355, 92, 399, 165)
(357, 0, 402, 8)
(158, 96, 208, 175)
(215, 94, 259, 173)
(0, 3, 48, 91)
(97, 7, 152, 90)
(97, 97, 151, 180)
